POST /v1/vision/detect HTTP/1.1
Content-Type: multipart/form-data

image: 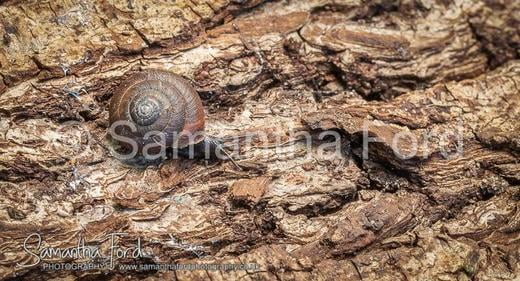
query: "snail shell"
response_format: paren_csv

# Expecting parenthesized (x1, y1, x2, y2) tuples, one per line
(108, 70, 205, 151)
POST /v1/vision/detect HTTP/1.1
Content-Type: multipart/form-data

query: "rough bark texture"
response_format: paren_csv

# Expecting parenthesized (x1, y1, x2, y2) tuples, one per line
(0, 0, 519, 280)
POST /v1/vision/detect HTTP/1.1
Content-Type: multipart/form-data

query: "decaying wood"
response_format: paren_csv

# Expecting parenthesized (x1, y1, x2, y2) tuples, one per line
(0, 0, 519, 280)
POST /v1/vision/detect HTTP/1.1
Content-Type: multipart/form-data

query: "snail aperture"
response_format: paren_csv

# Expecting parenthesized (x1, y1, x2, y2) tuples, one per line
(108, 70, 206, 157)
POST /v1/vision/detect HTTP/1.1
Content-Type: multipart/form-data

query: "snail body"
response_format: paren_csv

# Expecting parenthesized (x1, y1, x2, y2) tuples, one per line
(108, 69, 212, 161)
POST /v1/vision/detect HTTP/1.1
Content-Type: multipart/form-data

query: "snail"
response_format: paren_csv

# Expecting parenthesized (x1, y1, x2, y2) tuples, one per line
(107, 69, 238, 166)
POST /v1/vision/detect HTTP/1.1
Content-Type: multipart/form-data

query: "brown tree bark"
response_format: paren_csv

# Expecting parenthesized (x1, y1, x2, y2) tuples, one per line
(0, 0, 519, 280)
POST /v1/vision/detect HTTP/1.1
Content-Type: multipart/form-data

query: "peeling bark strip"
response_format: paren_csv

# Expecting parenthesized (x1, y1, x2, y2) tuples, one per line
(0, 0, 266, 90)
(0, 0, 519, 280)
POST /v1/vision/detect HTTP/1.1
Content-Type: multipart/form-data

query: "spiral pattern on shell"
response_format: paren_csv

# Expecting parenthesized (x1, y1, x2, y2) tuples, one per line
(108, 70, 205, 149)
